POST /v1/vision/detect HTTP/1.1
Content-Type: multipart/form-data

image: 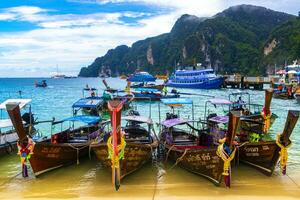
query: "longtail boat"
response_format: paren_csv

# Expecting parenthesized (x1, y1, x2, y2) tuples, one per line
(90, 100, 158, 190)
(205, 90, 298, 175)
(229, 90, 277, 129)
(273, 83, 295, 100)
(237, 110, 299, 175)
(159, 98, 240, 187)
(6, 103, 101, 176)
(204, 90, 277, 137)
(34, 80, 47, 88)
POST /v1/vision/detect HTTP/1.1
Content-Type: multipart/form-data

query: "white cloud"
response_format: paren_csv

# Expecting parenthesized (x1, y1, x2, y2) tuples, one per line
(0, 10, 174, 77)
(0, 1, 298, 77)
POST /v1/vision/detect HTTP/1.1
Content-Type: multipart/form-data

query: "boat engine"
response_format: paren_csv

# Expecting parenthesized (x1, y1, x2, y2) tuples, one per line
(166, 113, 178, 120)
(22, 112, 35, 125)
(127, 110, 140, 116)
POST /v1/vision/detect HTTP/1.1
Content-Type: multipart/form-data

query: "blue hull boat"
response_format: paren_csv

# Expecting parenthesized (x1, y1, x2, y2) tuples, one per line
(167, 68, 224, 89)
(132, 92, 179, 101)
(131, 88, 179, 101)
(127, 71, 156, 82)
(167, 77, 224, 89)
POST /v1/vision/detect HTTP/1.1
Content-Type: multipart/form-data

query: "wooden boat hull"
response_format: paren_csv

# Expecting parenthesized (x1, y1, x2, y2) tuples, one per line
(92, 141, 158, 179)
(273, 92, 294, 100)
(165, 145, 224, 185)
(239, 113, 277, 134)
(29, 143, 89, 176)
(238, 141, 279, 176)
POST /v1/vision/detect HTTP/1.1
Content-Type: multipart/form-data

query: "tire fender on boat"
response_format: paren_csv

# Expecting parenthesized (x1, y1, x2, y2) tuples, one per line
(5, 142, 14, 154)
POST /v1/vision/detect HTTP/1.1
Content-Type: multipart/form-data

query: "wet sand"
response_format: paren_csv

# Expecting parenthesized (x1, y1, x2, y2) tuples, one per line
(1, 156, 300, 200)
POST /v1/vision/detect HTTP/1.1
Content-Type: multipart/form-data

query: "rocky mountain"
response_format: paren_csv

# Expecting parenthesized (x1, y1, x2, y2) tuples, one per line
(263, 18, 300, 73)
(79, 4, 297, 77)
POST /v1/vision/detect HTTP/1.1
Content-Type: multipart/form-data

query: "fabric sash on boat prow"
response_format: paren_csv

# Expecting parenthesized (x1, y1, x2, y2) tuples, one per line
(276, 110, 300, 175)
(217, 111, 240, 188)
(108, 100, 124, 191)
(264, 89, 273, 115)
(261, 89, 274, 134)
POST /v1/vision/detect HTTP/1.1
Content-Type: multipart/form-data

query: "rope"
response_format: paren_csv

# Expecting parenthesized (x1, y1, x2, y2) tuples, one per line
(164, 145, 175, 163)
(275, 134, 292, 175)
(168, 148, 188, 171)
(236, 142, 249, 166)
(67, 143, 90, 165)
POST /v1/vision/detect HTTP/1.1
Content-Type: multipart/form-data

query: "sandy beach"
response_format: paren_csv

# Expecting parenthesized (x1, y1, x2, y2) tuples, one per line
(1, 160, 300, 200)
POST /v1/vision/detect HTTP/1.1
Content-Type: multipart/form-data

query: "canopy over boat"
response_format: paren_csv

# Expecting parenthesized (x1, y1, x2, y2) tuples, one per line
(134, 88, 159, 93)
(208, 116, 229, 124)
(62, 115, 101, 125)
(72, 97, 103, 109)
(161, 98, 193, 107)
(207, 98, 233, 105)
(122, 115, 153, 124)
(161, 118, 190, 128)
(127, 71, 156, 82)
(0, 99, 32, 110)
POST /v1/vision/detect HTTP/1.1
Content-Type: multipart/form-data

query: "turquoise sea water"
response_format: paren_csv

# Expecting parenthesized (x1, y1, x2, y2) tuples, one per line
(0, 77, 300, 199)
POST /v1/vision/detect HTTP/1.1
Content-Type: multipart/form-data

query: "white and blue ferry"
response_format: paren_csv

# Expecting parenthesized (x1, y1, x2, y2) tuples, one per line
(167, 67, 224, 89)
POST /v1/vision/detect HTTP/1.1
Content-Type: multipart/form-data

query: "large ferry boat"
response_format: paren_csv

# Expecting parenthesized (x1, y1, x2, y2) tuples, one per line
(167, 67, 224, 89)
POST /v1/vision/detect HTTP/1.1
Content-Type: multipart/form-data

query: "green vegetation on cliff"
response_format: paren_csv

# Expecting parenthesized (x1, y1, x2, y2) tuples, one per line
(79, 4, 298, 77)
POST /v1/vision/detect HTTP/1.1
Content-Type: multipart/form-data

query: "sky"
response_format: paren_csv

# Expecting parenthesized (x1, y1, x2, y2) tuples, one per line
(0, 0, 299, 77)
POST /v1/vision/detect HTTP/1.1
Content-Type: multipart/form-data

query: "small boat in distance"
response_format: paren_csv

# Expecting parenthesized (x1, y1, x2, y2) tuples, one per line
(127, 71, 156, 82)
(167, 66, 224, 89)
(51, 73, 66, 79)
(127, 71, 165, 90)
(35, 80, 47, 88)
(51, 65, 66, 79)
(131, 88, 180, 101)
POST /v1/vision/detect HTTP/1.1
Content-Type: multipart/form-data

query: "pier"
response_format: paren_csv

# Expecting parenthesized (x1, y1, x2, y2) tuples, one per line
(223, 75, 279, 90)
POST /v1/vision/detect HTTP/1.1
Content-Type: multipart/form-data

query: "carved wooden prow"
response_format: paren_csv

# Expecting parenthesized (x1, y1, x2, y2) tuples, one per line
(280, 110, 300, 146)
(6, 103, 27, 141)
(264, 89, 273, 115)
(108, 100, 123, 191)
(226, 111, 240, 148)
